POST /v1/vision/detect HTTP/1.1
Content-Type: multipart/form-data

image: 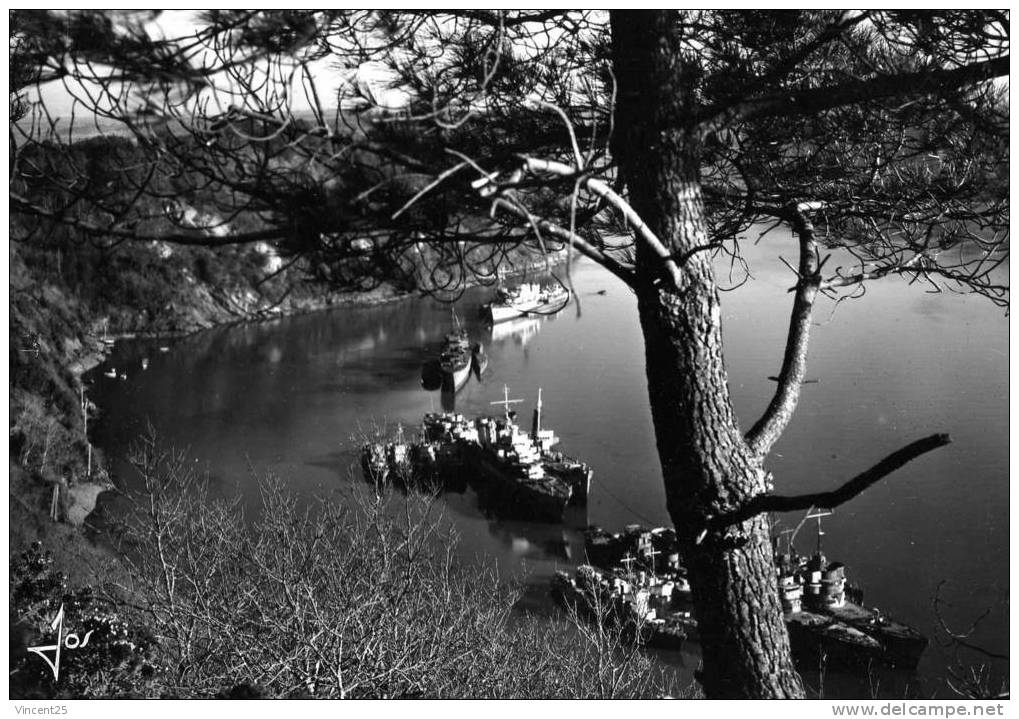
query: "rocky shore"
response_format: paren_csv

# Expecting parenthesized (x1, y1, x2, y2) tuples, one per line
(9, 241, 569, 577)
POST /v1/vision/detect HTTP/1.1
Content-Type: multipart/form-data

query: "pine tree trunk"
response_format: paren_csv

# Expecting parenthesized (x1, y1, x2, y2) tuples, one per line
(610, 11, 805, 699)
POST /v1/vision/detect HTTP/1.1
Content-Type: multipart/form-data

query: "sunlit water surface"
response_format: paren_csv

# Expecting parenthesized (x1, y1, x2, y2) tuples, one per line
(90, 230, 1008, 698)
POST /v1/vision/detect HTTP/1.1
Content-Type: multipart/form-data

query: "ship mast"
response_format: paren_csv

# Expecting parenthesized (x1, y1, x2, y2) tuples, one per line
(647, 544, 660, 580)
(490, 384, 523, 421)
(777, 527, 796, 557)
(805, 509, 833, 556)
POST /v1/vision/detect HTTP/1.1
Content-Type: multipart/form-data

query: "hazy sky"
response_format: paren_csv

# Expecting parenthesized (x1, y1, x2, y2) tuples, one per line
(28, 10, 353, 128)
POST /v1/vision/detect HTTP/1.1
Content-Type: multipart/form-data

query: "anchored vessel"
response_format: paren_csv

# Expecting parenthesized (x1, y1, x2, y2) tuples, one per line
(359, 387, 592, 522)
(360, 419, 470, 494)
(466, 386, 573, 522)
(585, 525, 688, 580)
(438, 329, 472, 391)
(526, 387, 592, 503)
(437, 310, 483, 392)
(777, 550, 927, 669)
(483, 282, 570, 323)
(551, 563, 697, 650)
(778, 554, 885, 668)
(576, 521, 927, 670)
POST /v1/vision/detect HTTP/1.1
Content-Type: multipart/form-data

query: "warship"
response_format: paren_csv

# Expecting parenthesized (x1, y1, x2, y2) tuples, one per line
(438, 328, 473, 392)
(578, 518, 927, 670)
(360, 420, 469, 494)
(465, 386, 573, 522)
(526, 388, 592, 504)
(483, 282, 570, 323)
(776, 512, 928, 669)
(359, 388, 591, 521)
(551, 563, 697, 650)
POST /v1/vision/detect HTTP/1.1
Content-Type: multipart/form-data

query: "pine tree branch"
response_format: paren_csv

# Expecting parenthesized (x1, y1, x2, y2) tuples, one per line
(701, 55, 1009, 132)
(517, 156, 682, 290)
(745, 204, 821, 457)
(708, 433, 952, 532)
(490, 197, 636, 287)
(11, 193, 283, 246)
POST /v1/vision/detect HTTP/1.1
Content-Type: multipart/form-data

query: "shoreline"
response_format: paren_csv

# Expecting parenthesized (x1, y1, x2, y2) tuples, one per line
(86, 250, 573, 368)
(9, 248, 575, 590)
(68, 249, 576, 512)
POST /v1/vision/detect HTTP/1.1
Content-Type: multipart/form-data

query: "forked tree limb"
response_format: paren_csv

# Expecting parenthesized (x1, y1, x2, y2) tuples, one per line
(707, 433, 952, 533)
(441, 151, 641, 287)
(517, 156, 684, 290)
(490, 197, 637, 287)
(745, 204, 821, 457)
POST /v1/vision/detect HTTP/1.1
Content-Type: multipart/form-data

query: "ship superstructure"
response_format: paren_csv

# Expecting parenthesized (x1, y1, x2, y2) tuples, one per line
(776, 512, 928, 668)
(484, 282, 570, 323)
(552, 563, 697, 650)
(575, 518, 928, 670)
(359, 386, 592, 521)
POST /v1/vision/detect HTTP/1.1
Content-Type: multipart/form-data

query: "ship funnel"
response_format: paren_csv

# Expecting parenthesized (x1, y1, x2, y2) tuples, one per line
(531, 388, 543, 439)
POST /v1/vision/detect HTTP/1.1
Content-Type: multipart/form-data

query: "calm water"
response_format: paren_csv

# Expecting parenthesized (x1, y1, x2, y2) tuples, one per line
(90, 230, 1009, 697)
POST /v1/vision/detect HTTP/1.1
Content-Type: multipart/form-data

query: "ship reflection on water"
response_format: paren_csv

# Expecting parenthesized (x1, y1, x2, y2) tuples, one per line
(88, 250, 1009, 698)
(489, 316, 544, 346)
(485, 510, 587, 563)
(420, 314, 550, 406)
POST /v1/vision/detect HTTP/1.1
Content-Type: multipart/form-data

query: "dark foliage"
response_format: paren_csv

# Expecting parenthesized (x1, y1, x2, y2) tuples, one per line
(9, 543, 160, 698)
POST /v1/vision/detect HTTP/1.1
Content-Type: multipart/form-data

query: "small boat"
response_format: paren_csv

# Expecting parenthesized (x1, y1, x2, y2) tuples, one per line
(98, 321, 117, 347)
(103, 368, 117, 379)
(484, 282, 570, 323)
(360, 442, 389, 486)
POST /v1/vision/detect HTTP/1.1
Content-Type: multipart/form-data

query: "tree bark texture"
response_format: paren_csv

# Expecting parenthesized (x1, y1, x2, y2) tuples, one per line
(610, 10, 805, 699)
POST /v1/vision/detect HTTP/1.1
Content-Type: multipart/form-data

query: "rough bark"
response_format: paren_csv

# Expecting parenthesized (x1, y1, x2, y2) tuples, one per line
(610, 11, 804, 698)
(745, 209, 820, 458)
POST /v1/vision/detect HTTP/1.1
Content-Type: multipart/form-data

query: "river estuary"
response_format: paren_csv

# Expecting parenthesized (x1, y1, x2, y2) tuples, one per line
(89, 229, 1009, 698)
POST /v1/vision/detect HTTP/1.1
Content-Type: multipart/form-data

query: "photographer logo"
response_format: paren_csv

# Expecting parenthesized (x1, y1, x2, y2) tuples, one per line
(27, 604, 95, 681)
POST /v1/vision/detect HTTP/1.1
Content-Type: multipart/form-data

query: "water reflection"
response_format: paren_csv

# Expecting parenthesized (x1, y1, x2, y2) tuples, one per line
(88, 234, 1008, 697)
(417, 306, 551, 407)
(489, 316, 545, 346)
(485, 517, 584, 563)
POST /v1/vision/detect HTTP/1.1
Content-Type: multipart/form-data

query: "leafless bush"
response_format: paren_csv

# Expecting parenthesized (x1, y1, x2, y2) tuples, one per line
(551, 573, 676, 699)
(934, 581, 1009, 700)
(107, 433, 677, 698)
